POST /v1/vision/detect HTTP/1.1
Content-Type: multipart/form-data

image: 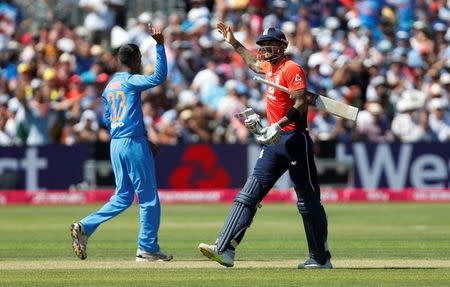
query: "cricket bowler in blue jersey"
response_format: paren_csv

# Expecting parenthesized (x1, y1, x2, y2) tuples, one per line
(70, 27, 173, 262)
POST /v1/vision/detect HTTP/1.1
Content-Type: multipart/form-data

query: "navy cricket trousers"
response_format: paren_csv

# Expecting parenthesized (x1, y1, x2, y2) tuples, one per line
(253, 129, 321, 202)
(252, 129, 329, 262)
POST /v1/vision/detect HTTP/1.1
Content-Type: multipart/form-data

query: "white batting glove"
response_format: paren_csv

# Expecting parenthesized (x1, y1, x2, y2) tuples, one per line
(256, 123, 282, 145)
(244, 113, 264, 135)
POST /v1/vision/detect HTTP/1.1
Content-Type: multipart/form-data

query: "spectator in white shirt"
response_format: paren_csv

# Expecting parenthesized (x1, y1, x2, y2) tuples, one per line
(79, 0, 115, 45)
(428, 97, 450, 142)
(391, 90, 425, 142)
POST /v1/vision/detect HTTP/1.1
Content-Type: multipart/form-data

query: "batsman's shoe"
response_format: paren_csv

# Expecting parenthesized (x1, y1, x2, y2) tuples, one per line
(70, 223, 88, 260)
(198, 243, 235, 267)
(136, 250, 173, 262)
(298, 258, 333, 269)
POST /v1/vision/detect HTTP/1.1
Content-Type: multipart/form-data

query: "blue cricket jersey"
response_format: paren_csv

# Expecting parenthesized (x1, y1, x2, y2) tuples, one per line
(102, 44, 167, 138)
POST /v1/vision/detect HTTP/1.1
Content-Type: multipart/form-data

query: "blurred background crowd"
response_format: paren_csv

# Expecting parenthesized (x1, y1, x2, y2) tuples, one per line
(0, 0, 449, 148)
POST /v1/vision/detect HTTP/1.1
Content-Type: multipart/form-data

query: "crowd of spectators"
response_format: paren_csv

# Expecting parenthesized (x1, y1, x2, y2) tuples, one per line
(0, 0, 449, 148)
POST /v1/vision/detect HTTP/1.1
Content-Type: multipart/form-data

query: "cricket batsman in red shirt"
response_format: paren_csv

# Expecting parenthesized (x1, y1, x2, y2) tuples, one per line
(198, 22, 332, 269)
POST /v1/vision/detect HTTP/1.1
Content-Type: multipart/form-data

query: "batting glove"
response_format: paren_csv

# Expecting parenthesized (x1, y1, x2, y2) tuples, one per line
(256, 123, 282, 145)
(244, 113, 264, 135)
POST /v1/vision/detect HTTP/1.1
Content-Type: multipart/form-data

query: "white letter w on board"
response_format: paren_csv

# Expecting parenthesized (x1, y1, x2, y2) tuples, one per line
(354, 143, 412, 189)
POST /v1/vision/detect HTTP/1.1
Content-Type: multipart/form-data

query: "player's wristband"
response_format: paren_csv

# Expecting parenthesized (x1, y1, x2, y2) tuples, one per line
(285, 107, 300, 122)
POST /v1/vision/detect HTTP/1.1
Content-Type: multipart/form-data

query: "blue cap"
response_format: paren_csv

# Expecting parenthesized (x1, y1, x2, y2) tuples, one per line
(256, 27, 288, 45)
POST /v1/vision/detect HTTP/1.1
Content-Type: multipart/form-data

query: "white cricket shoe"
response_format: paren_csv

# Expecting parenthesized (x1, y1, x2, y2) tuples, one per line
(70, 223, 88, 260)
(298, 258, 333, 269)
(136, 250, 173, 262)
(198, 243, 235, 267)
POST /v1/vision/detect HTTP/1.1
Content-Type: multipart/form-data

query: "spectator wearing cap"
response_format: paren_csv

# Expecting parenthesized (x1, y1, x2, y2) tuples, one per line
(165, 12, 183, 37)
(357, 102, 394, 142)
(347, 18, 369, 56)
(411, 21, 434, 55)
(428, 97, 450, 142)
(41, 67, 61, 101)
(427, 82, 445, 101)
(404, 50, 427, 91)
(0, 1, 20, 42)
(432, 22, 447, 45)
(281, 21, 299, 58)
(73, 109, 98, 143)
(185, 0, 210, 48)
(263, 0, 289, 29)
(366, 75, 395, 116)
(387, 53, 408, 84)
(306, 54, 325, 92)
(16, 63, 33, 98)
(395, 30, 411, 50)
(127, 12, 152, 47)
(386, 70, 404, 105)
(187, 0, 210, 24)
(310, 110, 338, 141)
(3, 41, 20, 83)
(157, 116, 179, 145)
(325, 16, 342, 42)
(440, 73, 450, 100)
(78, 0, 115, 46)
(178, 108, 195, 143)
(436, 1, 450, 22)
(56, 52, 75, 86)
(178, 104, 212, 143)
(391, 89, 427, 142)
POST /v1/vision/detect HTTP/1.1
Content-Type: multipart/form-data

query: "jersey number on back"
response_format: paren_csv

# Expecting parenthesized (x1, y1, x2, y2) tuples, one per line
(107, 90, 127, 126)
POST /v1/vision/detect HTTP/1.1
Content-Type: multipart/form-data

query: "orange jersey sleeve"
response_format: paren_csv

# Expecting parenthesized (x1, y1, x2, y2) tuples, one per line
(282, 61, 307, 92)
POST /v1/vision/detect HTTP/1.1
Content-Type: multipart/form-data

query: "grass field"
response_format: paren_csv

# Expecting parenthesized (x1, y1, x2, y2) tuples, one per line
(0, 202, 449, 286)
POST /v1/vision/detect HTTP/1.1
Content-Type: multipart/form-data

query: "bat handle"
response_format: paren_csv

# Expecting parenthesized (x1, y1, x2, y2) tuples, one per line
(306, 91, 318, 105)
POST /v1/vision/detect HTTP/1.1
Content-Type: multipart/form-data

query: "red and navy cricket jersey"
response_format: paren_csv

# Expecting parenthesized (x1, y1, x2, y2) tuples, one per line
(261, 58, 308, 131)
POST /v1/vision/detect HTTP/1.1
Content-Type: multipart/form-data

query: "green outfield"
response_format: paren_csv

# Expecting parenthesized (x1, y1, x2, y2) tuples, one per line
(0, 202, 449, 286)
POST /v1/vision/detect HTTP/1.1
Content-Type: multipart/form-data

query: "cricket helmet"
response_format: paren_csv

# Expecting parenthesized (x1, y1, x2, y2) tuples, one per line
(256, 27, 288, 62)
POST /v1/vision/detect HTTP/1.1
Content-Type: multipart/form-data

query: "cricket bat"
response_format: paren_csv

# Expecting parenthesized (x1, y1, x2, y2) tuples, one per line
(253, 76, 359, 121)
